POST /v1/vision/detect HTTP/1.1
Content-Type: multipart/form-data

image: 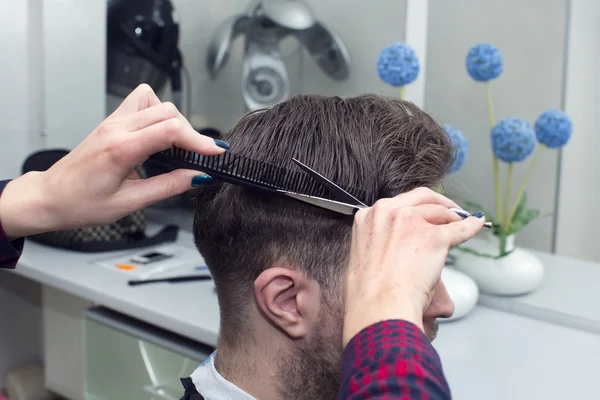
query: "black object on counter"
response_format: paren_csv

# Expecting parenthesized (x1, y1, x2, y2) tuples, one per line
(128, 275, 213, 286)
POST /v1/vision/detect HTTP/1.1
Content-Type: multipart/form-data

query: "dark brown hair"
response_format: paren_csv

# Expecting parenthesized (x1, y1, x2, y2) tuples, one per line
(194, 94, 452, 347)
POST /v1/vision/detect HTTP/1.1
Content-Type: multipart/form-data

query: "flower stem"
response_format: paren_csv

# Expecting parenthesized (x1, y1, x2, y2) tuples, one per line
(502, 163, 513, 230)
(507, 145, 545, 230)
(399, 86, 405, 100)
(486, 83, 503, 225)
(493, 158, 502, 225)
(499, 232, 508, 257)
(486, 83, 495, 128)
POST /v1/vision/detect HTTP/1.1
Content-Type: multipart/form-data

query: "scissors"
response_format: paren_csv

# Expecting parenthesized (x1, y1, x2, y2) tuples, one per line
(287, 158, 492, 229)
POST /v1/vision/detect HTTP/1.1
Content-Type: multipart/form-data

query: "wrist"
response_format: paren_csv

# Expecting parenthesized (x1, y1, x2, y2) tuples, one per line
(0, 172, 56, 238)
(343, 292, 425, 347)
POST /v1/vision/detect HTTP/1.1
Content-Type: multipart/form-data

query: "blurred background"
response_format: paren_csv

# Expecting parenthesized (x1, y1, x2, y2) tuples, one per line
(0, 0, 598, 398)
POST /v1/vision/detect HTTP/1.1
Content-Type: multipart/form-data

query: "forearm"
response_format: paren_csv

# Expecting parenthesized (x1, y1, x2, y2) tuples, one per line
(0, 172, 57, 239)
(339, 320, 451, 400)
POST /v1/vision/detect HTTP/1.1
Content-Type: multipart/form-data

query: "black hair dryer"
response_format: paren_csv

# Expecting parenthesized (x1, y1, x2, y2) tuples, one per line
(106, 0, 184, 108)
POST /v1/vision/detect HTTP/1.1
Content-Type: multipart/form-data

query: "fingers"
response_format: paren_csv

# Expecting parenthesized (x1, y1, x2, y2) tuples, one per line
(354, 196, 462, 238)
(126, 101, 226, 157)
(105, 86, 228, 168)
(126, 101, 184, 132)
(384, 187, 459, 209)
(442, 216, 486, 247)
(358, 190, 460, 233)
(407, 187, 459, 208)
(111, 84, 162, 118)
(126, 169, 141, 180)
(416, 204, 464, 225)
(130, 118, 226, 165)
(119, 169, 209, 210)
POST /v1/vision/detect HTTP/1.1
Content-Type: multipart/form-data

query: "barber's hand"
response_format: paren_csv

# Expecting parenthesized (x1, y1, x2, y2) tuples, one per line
(0, 84, 227, 238)
(342, 187, 485, 346)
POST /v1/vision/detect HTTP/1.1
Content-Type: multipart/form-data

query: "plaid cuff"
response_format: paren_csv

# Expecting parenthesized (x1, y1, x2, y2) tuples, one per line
(340, 320, 451, 400)
(0, 180, 24, 269)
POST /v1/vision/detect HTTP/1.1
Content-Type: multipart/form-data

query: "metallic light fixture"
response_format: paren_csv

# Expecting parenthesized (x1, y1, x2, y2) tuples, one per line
(206, 0, 351, 111)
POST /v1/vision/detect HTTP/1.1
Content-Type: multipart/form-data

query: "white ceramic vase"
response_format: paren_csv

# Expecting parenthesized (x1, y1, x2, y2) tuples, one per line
(454, 233, 544, 296)
(439, 267, 479, 322)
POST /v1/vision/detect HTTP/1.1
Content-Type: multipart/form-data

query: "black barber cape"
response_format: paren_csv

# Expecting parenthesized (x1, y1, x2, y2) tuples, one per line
(180, 377, 204, 400)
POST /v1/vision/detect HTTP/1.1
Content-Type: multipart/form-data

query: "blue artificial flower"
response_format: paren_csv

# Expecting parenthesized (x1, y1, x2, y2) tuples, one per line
(466, 43, 503, 82)
(444, 124, 469, 174)
(491, 118, 536, 163)
(376, 43, 420, 87)
(534, 109, 573, 148)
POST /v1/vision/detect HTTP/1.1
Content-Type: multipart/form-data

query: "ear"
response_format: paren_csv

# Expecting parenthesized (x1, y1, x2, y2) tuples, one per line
(254, 265, 320, 339)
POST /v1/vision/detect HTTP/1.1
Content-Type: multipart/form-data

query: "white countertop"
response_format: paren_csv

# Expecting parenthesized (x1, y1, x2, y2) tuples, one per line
(435, 307, 600, 400)
(11, 226, 221, 347)
(476, 250, 600, 334)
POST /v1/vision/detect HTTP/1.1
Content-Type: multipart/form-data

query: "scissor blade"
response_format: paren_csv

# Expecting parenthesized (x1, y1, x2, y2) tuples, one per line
(291, 158, 367, 207)
(282, 191, 361, 215)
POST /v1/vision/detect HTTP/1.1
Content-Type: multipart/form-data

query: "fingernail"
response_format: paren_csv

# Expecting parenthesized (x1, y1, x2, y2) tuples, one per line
(214, 139, 230, 150)
(472, 211, 485, 218)
(191, 175, 213, 187)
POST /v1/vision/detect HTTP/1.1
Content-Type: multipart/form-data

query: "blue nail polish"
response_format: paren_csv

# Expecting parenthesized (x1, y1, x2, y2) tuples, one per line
(214, 139, 230, 150)
(192, 175, 213, 187)
(472, 211, 485, 218)
(450, 208, 470, 219)
(455, 211, 469, 219)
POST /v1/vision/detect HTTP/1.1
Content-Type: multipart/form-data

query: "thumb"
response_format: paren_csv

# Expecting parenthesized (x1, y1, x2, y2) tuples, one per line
(118, 169, 212, 211)
(444, 216, 485, 248)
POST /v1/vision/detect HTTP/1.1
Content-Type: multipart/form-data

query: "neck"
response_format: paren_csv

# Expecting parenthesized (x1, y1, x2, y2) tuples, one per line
(215, 330, 286, 400)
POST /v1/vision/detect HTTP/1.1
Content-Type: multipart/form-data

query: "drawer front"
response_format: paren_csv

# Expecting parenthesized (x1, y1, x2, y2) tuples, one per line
(84, 308, 212, 400)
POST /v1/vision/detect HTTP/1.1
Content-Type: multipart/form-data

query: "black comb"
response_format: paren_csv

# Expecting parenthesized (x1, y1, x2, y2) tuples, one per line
(147, 148, 367, 203)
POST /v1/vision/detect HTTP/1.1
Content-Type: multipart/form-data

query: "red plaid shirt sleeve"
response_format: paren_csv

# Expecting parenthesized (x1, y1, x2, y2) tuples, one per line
(339, 320, 451, 400)
(0, 180, 24, 269)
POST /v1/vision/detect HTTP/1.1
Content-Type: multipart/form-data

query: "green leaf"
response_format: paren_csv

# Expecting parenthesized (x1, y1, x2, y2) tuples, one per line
(507, 208, 540, 234)
(492, 223, 503, 236)
(521, 209, 540, 224)
(509, 191, 529, 225)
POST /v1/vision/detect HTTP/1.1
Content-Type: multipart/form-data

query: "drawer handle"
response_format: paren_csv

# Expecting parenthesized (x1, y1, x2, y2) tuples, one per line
(142, 384, 179, 400)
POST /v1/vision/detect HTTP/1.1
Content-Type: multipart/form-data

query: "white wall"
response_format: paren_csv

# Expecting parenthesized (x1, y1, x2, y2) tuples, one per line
(43, 0, 107, 150)
(0, 0, 106, 171)
(0, 0, 29, 179)
(555, 1, 600, 262)
(0, 0, 45, 179)
(425, 0, 569, 253)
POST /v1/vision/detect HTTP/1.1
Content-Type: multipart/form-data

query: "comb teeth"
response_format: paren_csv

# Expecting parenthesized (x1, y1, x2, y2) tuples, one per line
(148, 147, 367, 203)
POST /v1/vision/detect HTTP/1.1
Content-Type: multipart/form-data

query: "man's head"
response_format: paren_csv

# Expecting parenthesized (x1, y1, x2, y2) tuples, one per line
(194, 94, 454, 399)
